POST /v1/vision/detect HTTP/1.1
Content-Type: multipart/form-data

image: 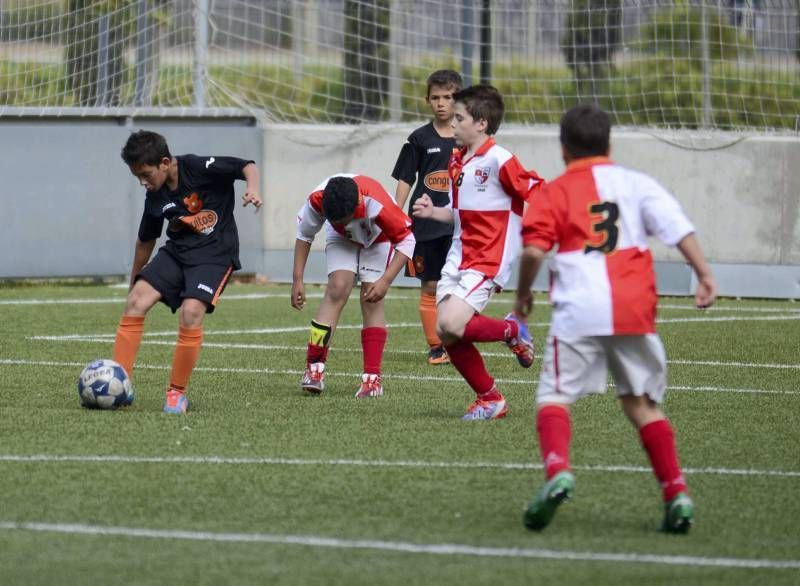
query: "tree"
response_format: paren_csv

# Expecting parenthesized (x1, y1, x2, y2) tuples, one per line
(561, 0, 622, 104)
(342, 0, 390, 122)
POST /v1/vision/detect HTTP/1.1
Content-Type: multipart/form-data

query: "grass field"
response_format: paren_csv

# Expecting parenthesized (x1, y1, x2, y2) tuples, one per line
(0, 281, 798, 585)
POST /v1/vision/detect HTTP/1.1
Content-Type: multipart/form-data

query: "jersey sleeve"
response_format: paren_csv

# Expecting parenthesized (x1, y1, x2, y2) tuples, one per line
(498, 155, 545, 205)
(391, 133, 420, 185)
(638, 174, 695, 246)
(296, 192, 325, 243)
(137, 200, 165, 242)
(521, 183, 560, 252)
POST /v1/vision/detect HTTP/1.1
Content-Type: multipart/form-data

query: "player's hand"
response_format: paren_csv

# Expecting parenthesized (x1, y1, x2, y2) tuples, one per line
(411, 193, 434, 218)
(514, 290, 534, 319)
(291, 280, 306, 310)
(242, 190, 262, 211)
(695, 275, 717, 310)
(362, 279, 389, 303)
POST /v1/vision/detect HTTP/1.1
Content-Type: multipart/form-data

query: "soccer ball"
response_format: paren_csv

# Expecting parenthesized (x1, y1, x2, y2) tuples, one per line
(77, 359, 134, 409)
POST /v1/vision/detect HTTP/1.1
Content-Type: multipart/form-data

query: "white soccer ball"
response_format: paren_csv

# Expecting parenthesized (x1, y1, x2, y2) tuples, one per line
(77, 359, 134, 409)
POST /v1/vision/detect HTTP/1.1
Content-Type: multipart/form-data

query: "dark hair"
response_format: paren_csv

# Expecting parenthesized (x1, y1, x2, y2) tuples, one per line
(560, 104, 611, 158)
(322, 176, 359, 223)
(426, 69, 463, 98)
(452, 84, 504, 135)
(121, 130, 171, 166)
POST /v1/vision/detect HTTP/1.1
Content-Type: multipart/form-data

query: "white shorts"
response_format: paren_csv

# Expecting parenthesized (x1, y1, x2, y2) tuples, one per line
(536, 334, 667, 405)
(325, 230, 393, 283)
(436, 268, 499, 313)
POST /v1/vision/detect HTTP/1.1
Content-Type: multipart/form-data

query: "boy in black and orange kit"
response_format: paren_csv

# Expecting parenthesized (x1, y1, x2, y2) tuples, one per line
(113, 130, 262, 413)
(391, 70, 462, 365)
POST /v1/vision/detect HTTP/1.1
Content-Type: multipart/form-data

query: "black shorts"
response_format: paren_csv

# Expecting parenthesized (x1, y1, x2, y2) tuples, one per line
(404, 235, 452, 282)
(136, 248, 234, 314)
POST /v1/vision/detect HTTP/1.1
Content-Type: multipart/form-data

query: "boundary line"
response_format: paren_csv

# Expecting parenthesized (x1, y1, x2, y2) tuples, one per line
(0, 521, 797, 569)
(1, 358, 798, 395)
(0, 453, 798, 478)
(27, 336, 800, 371)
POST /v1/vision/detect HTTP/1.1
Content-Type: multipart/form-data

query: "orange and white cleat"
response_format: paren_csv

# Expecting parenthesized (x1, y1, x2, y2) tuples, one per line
(163, 388, 189, 414)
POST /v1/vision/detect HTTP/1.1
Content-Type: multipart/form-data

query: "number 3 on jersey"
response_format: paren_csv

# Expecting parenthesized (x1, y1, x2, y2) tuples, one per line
(584, 201, 619, 254)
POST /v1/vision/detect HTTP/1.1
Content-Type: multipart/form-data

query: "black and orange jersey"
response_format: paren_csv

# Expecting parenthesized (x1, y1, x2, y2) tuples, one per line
(391, 122, 457, 241)
(137, 154, 254, 269)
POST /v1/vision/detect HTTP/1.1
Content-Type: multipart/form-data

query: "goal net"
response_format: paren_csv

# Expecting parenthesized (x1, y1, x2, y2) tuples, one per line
(0, 0, 797, 132)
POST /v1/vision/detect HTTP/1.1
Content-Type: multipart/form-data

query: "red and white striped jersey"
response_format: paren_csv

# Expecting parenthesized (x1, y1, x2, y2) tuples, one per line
(296, 174, 416, 260)
(447, 138, 543, 286)
(522, 157, 695, 336)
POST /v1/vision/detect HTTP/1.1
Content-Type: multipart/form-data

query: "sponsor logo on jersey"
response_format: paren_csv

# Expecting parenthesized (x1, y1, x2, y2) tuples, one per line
(426, 147, 441, 154)
(179, 209, 218, 235)
(197, 283, 214, 294)
(423, 170, 450, 192)
(161, 202, 177, 213)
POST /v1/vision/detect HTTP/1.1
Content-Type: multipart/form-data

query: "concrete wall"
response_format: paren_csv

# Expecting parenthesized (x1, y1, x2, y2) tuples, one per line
(261, 124, 800, 297)
(1, 117, 798, 298)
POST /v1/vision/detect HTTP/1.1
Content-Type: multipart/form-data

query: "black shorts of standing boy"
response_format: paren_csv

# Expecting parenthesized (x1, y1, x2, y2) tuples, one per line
(405, 234, 452, 282)
(136, 248, 233, 314)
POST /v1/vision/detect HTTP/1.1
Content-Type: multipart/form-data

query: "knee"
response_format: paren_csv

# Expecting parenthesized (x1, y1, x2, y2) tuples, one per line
(436, 313, 461, 342)
(179, 300, 207, 327)
(325, 279, 352, 305)
(124, 285, 155, 316)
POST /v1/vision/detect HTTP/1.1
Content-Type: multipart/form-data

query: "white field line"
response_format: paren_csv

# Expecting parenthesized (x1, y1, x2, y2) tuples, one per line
(1, 358, 798, 396)
(26, 335, 800, 371)
(0, 521, 797, 570)
(2, 293, 799, 314)
(0, 453, 798, 479)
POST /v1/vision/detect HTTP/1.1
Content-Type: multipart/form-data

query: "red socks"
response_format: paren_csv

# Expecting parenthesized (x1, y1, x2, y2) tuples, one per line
(444, 339, 496, 396)
(537, 405, 572, 479)
(361, 327, 387, 375)
(640, 419, 689, 502)
(461, 314, 515, 344)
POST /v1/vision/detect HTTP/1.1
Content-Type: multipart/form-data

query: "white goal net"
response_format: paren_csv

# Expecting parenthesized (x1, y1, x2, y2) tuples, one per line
(0, 0, 797, 132)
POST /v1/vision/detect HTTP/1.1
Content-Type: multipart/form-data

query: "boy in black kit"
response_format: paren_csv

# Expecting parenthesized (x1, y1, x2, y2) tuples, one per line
(113, 130, 262, 413)
(391, 69, 462, 365)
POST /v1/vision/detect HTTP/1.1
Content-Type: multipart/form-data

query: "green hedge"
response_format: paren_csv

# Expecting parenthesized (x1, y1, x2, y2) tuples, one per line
(1, 60, 797, 131)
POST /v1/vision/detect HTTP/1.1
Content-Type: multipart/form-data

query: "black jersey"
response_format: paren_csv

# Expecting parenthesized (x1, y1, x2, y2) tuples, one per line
(391, 122, 457, 241)
(137, 154, 253, 269)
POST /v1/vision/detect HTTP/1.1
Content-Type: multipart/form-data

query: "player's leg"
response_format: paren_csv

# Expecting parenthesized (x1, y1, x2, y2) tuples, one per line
(524, 336, 605, 530)
(113, 249, 178, 382)
(163, 263, 233, 413)
(302, 234, 358, 394)
(416, 235, 452, 365)
(436, 276, 506, 420)
(610, 335, 692, 533)
(353, 241, 392, 398)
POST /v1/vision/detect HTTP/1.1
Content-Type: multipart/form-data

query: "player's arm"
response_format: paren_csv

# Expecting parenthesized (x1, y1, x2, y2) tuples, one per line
(499, 155, 545, 204)
(394, 180, 413, 211)
(128, 238, 156, 290)
(412, 193, 454, 224)
(362, 201, 416, 303)
(514, 244, 546, 318)
(291, 238, 312, 310)
(241, 162, 262, 210)
(676, 233, 717, 309)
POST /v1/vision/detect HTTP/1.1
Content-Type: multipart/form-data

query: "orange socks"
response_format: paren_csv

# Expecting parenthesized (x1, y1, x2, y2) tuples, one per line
(419, 292, 441, 348)
(169, 326, 203, 392)
(112, 315, 145, 378)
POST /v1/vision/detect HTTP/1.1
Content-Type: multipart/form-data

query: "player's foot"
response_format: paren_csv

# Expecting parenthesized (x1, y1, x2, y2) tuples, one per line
(523, 470, 575, 531)
(301, 362, 325, 395)
(427, 345, 450, 365)
(660, 492, 694, 534)
(355, 373, 383, 398)
(163, 388, 189, 414)
(462, 394, 508, 421)
(504, 312, 534, 368)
